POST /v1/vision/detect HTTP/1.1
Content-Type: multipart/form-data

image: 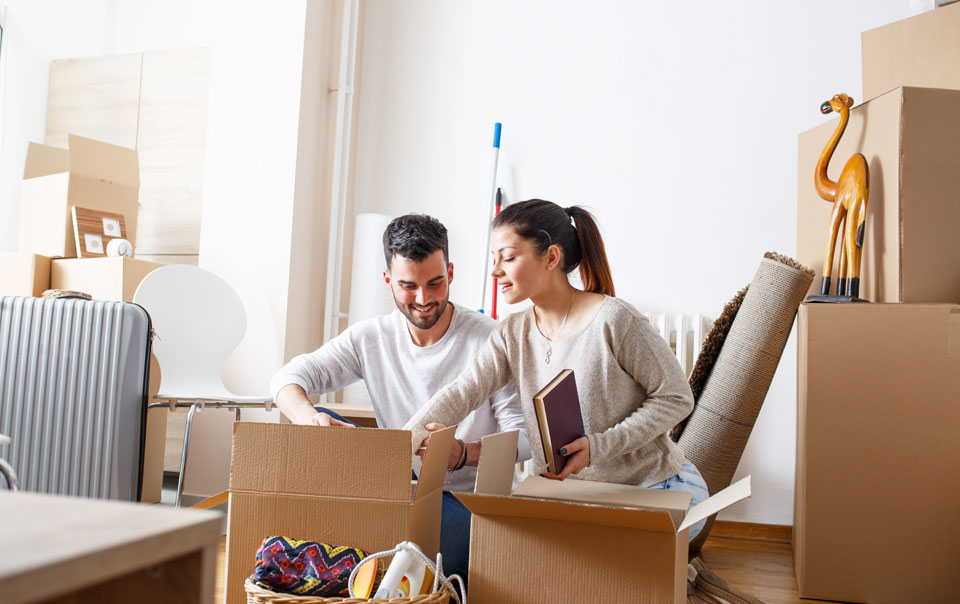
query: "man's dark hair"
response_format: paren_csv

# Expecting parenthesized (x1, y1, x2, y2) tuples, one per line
(382, 214, 449, 269)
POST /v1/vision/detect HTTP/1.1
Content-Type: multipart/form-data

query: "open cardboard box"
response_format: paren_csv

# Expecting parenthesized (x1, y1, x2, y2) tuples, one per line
(18, 134, 139, 258)
(797, 86, 960, 303)
(223, 422, 454, 604)
(457, 431, 751, 604)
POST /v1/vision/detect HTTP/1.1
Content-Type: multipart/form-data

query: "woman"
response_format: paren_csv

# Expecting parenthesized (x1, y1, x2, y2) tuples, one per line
(403, 199, 709, 539)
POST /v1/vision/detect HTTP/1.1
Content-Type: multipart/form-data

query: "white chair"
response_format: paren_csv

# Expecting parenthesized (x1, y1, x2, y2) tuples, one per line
(0, 434, 18, 491)
(134, 264, 274, 507)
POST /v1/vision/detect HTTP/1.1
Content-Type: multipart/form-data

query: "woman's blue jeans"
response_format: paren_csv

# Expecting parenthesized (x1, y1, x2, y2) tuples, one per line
(648, 460, 710, 540)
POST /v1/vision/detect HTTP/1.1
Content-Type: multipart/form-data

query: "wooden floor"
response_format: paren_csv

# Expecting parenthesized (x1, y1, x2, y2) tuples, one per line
(695, 522, 841, 604)
(214, 522, 842, 604)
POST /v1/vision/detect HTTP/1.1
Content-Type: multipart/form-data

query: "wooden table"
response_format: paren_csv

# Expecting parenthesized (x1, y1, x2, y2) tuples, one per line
(0, 491, 224, 604)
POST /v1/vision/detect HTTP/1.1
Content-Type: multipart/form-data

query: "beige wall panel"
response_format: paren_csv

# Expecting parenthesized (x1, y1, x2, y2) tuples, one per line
(135, 253, 199, 267)
(135, 48, 211, 256)
(46, 53, 142, 149)
(164, 410, 186, 473)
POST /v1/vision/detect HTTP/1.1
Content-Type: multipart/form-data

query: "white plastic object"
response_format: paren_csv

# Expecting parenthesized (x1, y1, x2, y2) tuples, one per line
(402, 559, 428, 596)
(374, 549, 415, 599)
(106, 238, 133, 257)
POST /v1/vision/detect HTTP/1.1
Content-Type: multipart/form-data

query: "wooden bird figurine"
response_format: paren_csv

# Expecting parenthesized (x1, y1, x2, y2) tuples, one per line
(814, 93, 869, 298)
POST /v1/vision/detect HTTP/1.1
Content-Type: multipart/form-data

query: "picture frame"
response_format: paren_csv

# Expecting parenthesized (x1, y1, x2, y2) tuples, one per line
(71, 206, 128, 258)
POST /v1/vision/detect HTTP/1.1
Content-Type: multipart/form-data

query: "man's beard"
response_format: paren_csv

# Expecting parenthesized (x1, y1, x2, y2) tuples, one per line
(396, 296, 449, 330)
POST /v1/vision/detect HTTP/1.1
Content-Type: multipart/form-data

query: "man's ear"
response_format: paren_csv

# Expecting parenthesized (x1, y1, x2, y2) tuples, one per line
(383, 270, 391, 286)
(447, 263, 454, 285)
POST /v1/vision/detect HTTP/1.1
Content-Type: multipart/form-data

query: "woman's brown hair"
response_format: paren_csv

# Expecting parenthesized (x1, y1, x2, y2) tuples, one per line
(492, 199, 615, 296)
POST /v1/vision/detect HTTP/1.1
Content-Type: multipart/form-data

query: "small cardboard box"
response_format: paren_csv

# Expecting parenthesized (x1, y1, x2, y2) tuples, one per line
(862, 2, 960, 101)
(0, 252, 52, 297)
(794, 303, 960, 603)
(18, 134, 139, 258)
(797, 86, 960, 303)
(223, 422, 453, 604)
(457, 431, 751, 604)
(50, 257, 161, 302)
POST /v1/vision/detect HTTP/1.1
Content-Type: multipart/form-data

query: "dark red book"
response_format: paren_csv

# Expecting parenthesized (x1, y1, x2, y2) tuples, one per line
(533, 369, 585, 474)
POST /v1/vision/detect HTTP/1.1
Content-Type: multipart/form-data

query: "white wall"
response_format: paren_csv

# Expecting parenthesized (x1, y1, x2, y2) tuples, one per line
(0, 0, 921, 525)
(0, 0, 213, 251)
(199, 0, 341, 395)
(354, 0, 914, 524)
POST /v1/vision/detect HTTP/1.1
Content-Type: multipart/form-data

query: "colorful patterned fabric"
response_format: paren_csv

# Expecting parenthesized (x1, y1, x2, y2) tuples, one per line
(254, 536, 370, 596)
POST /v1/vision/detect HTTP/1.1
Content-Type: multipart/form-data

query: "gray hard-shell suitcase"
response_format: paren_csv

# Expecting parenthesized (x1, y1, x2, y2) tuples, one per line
(0, 295, 152, 500)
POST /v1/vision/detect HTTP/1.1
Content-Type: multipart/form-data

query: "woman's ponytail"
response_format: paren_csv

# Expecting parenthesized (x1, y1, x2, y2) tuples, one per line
(565, 206, 615, 297)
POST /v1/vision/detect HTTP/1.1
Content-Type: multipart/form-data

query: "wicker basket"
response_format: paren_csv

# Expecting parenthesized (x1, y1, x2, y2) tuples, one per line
(244, 577, 452, 604)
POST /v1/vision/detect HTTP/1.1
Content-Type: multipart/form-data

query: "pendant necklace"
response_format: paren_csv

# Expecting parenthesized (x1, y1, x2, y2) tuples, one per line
(542, 290, 577, 365)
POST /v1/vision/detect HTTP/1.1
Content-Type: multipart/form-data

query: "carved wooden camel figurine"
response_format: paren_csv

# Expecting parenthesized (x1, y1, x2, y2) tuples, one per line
(814, 93, 869, 298)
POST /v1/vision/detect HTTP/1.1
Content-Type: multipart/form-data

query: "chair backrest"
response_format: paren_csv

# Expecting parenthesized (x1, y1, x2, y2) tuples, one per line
(133, 264, 246, 398)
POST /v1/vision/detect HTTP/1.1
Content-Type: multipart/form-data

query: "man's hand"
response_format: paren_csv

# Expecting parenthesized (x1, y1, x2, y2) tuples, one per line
(275, 384, 355, 427)
(540, 436, 590, 480)
(304, 411, 356, 428)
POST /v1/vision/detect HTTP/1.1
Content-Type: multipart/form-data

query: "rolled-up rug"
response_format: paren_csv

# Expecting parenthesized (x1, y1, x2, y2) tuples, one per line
(678, 252, 813, 552)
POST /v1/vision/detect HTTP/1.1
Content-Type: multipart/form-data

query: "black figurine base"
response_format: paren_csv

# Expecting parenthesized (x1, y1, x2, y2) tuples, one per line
(804, 294, 869, 303)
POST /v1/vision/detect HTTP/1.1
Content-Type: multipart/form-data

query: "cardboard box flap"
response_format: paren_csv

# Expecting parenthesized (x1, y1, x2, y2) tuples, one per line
(66, 134, 140, 188)
(230, 423, 412, 501)
(412, 424, 456, 501)
(512, 475, 691, 529)
(456, 491, 679, 532)
(679, 476, 752, 532)
(474, 430, 520, 496)
(23, 143, 69, 179)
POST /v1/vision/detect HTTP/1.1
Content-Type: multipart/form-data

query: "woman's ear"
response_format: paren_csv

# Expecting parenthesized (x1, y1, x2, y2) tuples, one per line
(547, 244, 562, 271)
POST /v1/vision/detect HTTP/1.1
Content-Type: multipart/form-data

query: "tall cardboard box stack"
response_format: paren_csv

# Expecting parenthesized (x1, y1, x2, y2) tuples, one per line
(794, 5, 960, 603)
(3, 133, 168, 503)
(4, 133, 161, 302)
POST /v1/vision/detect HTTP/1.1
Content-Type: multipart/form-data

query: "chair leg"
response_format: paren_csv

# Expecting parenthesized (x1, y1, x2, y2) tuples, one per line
(0, 458, 19, 491)
(175, 401, 201, 508)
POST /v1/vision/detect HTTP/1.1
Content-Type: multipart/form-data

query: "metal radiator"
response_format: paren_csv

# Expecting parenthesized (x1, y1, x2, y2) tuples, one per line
(643, 312, 714, 377)
(0, 296, 151, 500)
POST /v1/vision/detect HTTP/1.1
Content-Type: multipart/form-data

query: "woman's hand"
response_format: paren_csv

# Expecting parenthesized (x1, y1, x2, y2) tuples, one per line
(415, 423, 461, 469)
(540, 436, 590, 480)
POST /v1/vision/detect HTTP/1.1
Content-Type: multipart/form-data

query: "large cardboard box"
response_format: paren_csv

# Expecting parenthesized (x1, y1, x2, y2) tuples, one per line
(18, 134, 139, 258)
(223, 423, 453, 604)
(0, 252, 52, 297)
(797, 86, 960, 303)
(862, 2, 960, 101)
(50, 257, 161, 302)
(794, 303, 960, 603)
(457, 432, 751, 604)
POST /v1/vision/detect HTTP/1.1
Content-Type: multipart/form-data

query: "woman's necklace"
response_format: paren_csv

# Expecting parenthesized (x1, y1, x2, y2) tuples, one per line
(541, 290, 577, 365)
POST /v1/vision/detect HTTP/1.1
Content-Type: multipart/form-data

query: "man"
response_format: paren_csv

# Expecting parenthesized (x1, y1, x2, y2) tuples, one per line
(271, 213, 530, 583)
